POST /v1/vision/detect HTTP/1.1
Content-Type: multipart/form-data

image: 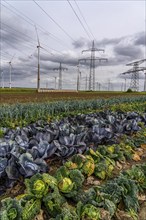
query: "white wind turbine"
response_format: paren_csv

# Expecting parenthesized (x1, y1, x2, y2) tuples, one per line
(2, 71, 4, 88)
(35, 26, 54, 91)
(8, 54, 15, 88)
(1, 71, 4, 88)
(35, 26, 41, 90)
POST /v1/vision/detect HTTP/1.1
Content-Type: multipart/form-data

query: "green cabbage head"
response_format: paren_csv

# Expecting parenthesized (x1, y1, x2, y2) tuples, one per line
(0, 198, 22, 220)
(25, 173, 49, 198)
(81, 204, 101, 220)
(58, 177, 74, 193)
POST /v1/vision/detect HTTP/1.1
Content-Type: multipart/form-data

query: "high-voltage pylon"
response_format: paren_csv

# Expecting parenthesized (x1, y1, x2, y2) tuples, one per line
(53, 63, 68, 90)
(122, 59, 146, 91)
(144, 72, 146, 91)
(80, 40, 107, 90)
(96, 82, 101, 91)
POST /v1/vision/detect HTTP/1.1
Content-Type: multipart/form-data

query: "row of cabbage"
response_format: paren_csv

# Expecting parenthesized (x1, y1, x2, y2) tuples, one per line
(1, 107, 146, 194)
(0, 95, 146, 128)
(0, 127, 146, 219)
(0, 96, 146, 219)
(0, 151, 146, 219)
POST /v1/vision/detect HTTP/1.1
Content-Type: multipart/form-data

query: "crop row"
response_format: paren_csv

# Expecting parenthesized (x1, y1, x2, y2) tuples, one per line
(0, 150, 146, 219)
(0, 125, 146, 219)
(0, 95, 146, 128)
(0, 96, 146, 219)
(0, 106, 146, 193)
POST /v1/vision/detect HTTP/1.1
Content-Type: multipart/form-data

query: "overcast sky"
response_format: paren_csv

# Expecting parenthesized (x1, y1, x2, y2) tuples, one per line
(1, 0, 146, 91)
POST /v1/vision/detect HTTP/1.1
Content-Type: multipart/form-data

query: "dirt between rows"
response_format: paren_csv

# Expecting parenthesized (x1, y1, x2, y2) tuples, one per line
(0, 91, 143, 104)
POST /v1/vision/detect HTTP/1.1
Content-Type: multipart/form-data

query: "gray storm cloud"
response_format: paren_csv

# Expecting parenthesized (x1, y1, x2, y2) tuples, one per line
(113, 45, 143, 60)
(72, 32, 145, 49)
(1, 7, 145, 90)
(72, 38, 86, 49)
(72, 36, 124, 49)
(95, 37, 123, 46)
(1, 22, 35, 50)
(134, 32, 145, 46)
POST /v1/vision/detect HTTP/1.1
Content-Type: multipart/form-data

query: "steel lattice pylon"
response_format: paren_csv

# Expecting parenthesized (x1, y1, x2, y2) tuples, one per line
(122, 59, 146, 92)
(53, 63, 68, 90)
(79, 41, 107, 91)
(130, 65, 139, 91)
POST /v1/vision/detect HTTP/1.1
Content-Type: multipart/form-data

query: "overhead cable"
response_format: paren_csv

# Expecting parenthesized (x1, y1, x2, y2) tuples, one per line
(2, 1, 69, 49)
(67, 0, 91, 41)
(33, 0, 76, 43)
(1, 22, 64, 55)
(74, 0, 95, 40)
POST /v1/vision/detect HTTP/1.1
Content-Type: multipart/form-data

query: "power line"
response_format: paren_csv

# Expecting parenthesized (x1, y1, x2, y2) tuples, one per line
(1, 44, 48, 67)
(1, 22, 63, 56)
(33, 0, 75, 43)
(2, 29, 37, 52)
(74, 0, 95, 40)
(1, 3, 34, 27)
(1, 51, 33, 62)
(1, 55, 11, 60)
(2, 39, 28, 56)
(41, 42, 64, 55)
(2, 1, 61, 43)
(67, 0, 91, 41)
(1, 51, 13, 58)
(2, 1, 69, 49)
(1, 30, 62, 68)
(2, 22, 36, 42)
(2, 40, 52, 60)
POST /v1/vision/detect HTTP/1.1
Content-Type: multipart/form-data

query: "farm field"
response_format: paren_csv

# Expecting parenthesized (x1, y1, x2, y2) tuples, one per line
(0, 94, 146, 220)
(1, 0, 145, 218)
(0, 88, 146, 104)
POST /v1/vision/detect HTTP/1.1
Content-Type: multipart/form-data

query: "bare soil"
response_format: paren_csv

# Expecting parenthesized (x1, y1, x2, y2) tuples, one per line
(0, 91, 144, 104)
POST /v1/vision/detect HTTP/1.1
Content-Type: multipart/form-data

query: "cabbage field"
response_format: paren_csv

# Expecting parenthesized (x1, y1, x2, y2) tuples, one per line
(0, 94, 146, 220)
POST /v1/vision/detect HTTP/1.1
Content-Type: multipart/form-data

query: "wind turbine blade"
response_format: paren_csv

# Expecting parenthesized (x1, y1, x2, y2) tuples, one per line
(40, 45, 44, 49)
(11, 63, 14, 68)
(35, 25, 40, 46)
(41, 46, 53, 55)
(10, 54, 16, 62)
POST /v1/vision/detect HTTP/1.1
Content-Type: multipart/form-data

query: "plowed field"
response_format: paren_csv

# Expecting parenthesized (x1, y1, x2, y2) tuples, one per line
(0, 89, 145, 104)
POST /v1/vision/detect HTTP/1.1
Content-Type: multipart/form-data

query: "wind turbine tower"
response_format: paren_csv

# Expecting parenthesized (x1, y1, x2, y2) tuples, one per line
(35, 26, 53, 91)
(1, 71, 4, 88)
(77, 65, 81, 91)
(8, 54, 15, 88)
(54, 76, 57, 90)
(124, 77, 127, 91)
(85, 75, 88, 90)
(35, 26, 41, 91)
